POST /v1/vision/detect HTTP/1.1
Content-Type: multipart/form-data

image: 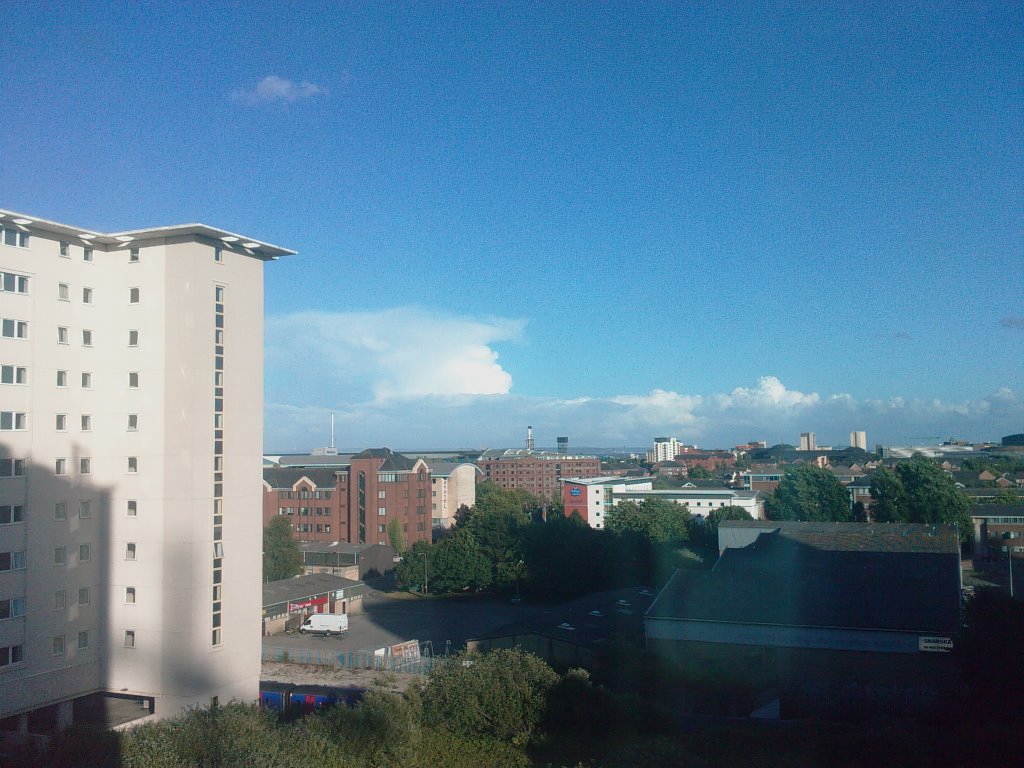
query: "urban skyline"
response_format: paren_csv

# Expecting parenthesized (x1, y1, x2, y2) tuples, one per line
(1, 2, 1021, 451)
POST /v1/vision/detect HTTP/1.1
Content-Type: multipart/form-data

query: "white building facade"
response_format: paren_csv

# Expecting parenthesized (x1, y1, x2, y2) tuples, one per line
(427, 462, 480, 528)
(561, 476, 655, 529)
(646, 437, 681, 464)
(0, 209, 292, 728)
(610, 488, 765, 521)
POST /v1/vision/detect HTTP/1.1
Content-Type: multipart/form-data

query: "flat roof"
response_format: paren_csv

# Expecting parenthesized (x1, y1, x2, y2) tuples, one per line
(0, 208, 296, 259)
(561, 476, 652, 487)
(615, 489, 760, 500)
(297, 541, 383, 555)
(262, 573, 363, 607)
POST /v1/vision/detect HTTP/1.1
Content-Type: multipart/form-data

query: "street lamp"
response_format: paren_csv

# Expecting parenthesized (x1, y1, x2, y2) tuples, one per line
(420, 551, 428, 595)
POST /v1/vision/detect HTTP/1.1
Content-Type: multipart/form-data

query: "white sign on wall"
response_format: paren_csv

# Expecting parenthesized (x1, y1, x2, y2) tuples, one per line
(918, 636, 953, 652)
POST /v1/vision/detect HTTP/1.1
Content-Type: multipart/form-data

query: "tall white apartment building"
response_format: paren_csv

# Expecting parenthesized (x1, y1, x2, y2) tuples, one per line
(0, 209, 293, 729)
(646, 436, 681, 464)
(850, 431, 867, 450)
(799, 432, 817, 451)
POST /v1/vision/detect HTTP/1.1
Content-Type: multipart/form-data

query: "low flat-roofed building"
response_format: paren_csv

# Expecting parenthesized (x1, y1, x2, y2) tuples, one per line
(261, 574, 365, 636)
(297, 541, 396, 579)
(645, 521, 962, 718)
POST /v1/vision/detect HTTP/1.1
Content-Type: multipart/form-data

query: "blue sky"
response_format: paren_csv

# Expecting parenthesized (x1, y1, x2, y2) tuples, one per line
(2, 2, 1021, 451)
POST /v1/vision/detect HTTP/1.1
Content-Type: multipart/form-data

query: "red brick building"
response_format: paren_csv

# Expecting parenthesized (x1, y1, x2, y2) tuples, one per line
(477, 449, 601, 499)
(263, 468, 345, 542)
(263, 448, 432, 546)
(674, 448, 736, 471)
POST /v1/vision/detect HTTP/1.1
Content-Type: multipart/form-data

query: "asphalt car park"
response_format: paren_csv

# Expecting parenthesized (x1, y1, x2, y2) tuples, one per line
(263, 588, 552, 658)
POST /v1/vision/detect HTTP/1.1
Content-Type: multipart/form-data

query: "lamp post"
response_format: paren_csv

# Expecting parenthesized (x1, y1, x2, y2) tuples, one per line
(420, 551, 428, 595)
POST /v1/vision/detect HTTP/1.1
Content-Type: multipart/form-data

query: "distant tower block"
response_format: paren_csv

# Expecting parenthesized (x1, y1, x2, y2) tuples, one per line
(800, 432, 817, 451)
(850, 431, 867, 450)
(557, 436, 568, 454)
(527, 425, 535, 451)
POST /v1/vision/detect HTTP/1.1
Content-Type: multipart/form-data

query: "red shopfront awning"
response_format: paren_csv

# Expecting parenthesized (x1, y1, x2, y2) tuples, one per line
(288, 595, 328, 611)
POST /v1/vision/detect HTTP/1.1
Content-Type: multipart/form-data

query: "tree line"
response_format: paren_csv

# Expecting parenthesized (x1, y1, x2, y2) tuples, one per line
(763, 457, 973, 541)
(393, 483, 751, 600)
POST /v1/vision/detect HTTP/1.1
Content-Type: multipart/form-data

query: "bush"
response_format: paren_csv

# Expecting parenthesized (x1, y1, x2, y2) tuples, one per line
(423, 649, 559, 746)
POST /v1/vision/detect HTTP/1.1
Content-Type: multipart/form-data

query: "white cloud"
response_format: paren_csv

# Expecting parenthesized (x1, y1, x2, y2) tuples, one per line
(262, 314, 1023, 451)
(713, 376, 820, 410)
(230, 75, 326, 105)
(266, 307, 524, 404)
(265, 373, 1024, 453)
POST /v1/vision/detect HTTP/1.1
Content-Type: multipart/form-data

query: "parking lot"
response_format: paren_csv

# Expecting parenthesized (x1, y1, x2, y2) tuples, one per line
(263, 587, 553, 657)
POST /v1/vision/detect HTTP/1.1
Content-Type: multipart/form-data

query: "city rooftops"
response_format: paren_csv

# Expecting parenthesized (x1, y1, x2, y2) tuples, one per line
(0, 207, 295, 259)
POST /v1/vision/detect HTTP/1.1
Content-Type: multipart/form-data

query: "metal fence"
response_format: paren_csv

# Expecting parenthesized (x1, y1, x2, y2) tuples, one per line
(261, 646, 439, 675)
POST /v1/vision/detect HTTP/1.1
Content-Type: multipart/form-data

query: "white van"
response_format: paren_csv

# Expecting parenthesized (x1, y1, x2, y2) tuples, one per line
(299, 613, 348, 636)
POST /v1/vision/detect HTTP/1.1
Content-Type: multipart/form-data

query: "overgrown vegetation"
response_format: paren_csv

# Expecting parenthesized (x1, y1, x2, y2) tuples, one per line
(34, 639, 1021, 768)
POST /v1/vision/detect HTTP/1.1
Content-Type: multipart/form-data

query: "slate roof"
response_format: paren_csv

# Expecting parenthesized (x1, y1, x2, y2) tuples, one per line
(262, 573, 363, 608)
(718, 520, 959, 554)
(297, 541, 377, 555)
(970, 504, 1024, 518)
(263, 468, 339, 489)
(352, 448, 418, 471)
(649, 522, 961, 635)
(425, 461, 481, 477)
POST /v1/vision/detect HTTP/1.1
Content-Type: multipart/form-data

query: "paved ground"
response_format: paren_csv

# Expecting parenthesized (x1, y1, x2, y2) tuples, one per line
(263, 586, 554, 658)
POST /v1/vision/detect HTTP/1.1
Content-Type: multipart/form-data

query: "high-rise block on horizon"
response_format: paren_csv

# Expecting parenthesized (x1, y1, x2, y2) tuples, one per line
(0, 208, 293, 728)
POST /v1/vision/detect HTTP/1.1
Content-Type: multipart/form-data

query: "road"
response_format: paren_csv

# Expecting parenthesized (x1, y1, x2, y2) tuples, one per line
(263, 587, 556, 657)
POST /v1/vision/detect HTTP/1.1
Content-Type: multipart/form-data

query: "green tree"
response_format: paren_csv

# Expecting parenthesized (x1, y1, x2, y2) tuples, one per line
(604, 499, 690, 545)
(263, 517, 303, 581)
(430, 529, 492, 592)
(386, 518, 405, 553)
(393, 539, 432, 592)
(765, 464, 852, 522)
(870, 458, 973, 540)
(521, 513, 607, 599)
(458, 483, 533, 588)
(868, 466, 905, 522)
(701, 505, 753, 545)
(422, 649, 559, 746)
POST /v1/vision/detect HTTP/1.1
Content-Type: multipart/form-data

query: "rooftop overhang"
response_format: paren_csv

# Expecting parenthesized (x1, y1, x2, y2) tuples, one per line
(0, 208, 296, 260)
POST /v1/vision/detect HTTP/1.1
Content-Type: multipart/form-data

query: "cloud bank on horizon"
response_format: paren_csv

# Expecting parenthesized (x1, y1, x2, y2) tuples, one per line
(264, 308, 1024, 452)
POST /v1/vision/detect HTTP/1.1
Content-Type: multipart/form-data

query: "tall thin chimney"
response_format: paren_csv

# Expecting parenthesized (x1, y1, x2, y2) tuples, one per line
(330, 412, 336, 451)
(527, 425, 534, 451)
